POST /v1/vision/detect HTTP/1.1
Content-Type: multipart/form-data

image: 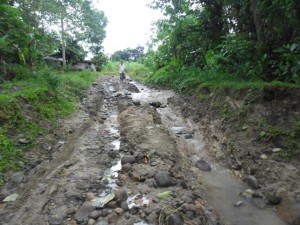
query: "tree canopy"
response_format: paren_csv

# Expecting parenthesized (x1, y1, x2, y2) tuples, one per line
(0, 0, 107, 73)
(111, 46, 145, 62)
(147, 0, 300, 83)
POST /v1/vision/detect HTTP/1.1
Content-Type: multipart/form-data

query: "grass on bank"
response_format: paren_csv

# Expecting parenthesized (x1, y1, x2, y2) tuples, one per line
(0, 66, 98, 177)
(146, 65, 300, 92)
(125, 61, 300, 158)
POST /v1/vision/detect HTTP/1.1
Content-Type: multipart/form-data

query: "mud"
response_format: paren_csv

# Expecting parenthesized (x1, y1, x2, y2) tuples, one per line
(0, 76, 299, 225)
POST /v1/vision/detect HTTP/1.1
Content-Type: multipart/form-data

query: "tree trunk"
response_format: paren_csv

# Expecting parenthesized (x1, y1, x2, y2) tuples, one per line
(61, 14, 66, 68)
(250, 0, 263, 44)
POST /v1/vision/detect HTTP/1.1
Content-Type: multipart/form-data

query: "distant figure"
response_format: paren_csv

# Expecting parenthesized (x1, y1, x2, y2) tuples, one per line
(119, 61, 125, 82)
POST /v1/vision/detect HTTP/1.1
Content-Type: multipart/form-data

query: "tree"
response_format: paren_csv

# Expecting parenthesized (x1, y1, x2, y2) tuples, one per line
(0, 3, 29, 67)
(0, 0, 107, 70)
(51, 37, 86, 64)
(148, 0, 300, 82)
(92, 52, 108, 71)
(111, 46, 145, 62)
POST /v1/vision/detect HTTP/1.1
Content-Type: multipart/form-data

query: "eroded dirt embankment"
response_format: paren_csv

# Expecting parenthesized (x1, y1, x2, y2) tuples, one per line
(0, 76, 299, 225)
(167, 87, 300, 224)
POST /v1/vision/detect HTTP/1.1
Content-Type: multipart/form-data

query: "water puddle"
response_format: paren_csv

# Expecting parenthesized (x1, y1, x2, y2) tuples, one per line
(130, 81, 286, 225)
(94, 89, 123, 207)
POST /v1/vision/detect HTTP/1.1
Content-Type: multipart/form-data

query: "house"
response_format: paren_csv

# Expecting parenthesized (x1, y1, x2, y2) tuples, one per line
(73, 60, 96, 72)
(43, 56, 63, 68)
(44, 57, 96, 72)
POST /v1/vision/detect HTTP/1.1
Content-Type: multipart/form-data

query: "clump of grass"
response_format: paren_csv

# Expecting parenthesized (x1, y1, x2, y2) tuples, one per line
(100, 61, 118, 75)
(124, 62, 150, 82)
(0, 66, 99, 176)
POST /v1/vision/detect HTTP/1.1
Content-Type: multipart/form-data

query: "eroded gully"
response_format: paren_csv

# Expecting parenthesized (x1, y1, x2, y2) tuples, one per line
(0, 75, 287, 225)
(129, 80, 286, 225)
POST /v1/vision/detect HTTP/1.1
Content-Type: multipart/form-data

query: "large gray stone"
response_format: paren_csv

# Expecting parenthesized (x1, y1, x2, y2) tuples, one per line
(167, 213, 184, 225)
(244, 175, 259, 189)
(120, 201, 129, 212)
(89, 210, 102, 219)
(121, 155, 135, 164)
(154, 171, 175, 187)
(149, 101, 162, 108)
(74, 201, 95, 223)
(114, 189, 128, 202)
(195, 160, 211, 172)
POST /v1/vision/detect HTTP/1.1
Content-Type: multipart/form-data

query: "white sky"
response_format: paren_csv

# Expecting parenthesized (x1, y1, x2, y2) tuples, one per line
(93, 0, 164, 55)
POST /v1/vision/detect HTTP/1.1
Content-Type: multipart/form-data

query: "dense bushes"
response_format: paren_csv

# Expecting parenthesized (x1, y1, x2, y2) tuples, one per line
(144, 0, 300, 88)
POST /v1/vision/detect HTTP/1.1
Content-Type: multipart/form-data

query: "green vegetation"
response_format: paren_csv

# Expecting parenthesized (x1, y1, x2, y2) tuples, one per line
(137, 0, 300, 91)
(111, 46, 145, 62)
(125, 62, 150, 82)
(100, 61, 150, 82)
(0, 0, 107, 70)
(0, 66, 98, 175)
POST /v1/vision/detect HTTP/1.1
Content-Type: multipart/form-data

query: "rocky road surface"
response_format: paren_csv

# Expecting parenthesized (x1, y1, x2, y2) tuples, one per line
(0, 76, 298, 225)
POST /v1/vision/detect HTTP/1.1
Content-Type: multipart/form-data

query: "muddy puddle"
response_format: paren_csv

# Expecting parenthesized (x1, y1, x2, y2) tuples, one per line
(131, 81, 286, 225)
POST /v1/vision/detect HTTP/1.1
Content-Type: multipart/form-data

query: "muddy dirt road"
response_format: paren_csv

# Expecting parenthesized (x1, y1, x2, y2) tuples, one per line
(0, 76, 298, 225)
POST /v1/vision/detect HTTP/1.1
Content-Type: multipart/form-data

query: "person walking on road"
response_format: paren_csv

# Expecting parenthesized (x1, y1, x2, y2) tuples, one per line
(119, 61, 125, 82)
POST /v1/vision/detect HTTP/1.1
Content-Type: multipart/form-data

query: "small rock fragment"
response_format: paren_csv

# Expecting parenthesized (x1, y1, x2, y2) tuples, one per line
(234, 201, 244, 207)
(195, 159, 211, 172)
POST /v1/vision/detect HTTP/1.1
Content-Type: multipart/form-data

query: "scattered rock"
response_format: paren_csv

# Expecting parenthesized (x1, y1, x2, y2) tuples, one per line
(114, 189, 128, 202)
(184, 134, 193, 139)
(252, 198, 266, 209)
(121, 155, 135, 164)
(124, 212, 131, 220)
(171, 127, 194, 135)
(265, 192, 281, 205)
(106, 200, 117, 208)
(74, 201, 95, 223)
(107, 212, 119, 224)
(115, 207, 124, 214)
(180, 180, 188, 189)
(145, 178, 155, 188)
(3, 193, 18, 202)
(108, 151, 117, 158)
(95, 221, 108, 225)
(146, 211, 157, 224)
(48, 216, 64, 225)
(10, 172, 24, 183)
(121, 164, 133, 173)
(120, 201, 129, 212)
(87, 218, 96, 225)
(150, 161, 158, 167)
(19, 138, 30, 144)
(185, 211, 194, 219)
(244, 176, 259, 189)
(129, 206, 139, 215)
(272, 148, 282, 153)
(260, 154, 268, 160)
(233, 201, 244, 207)
(167, 213, 184, 225)
(149, 101, 161, 108)
(89, 210, 102, 219)
(86, 193, 96, 201)
(133, 100, 141, 106)
(101, 209, 109, 217)
(240, 189, 255, 198)
(154, 171, 175, 187)
(195, 160, 212, 172)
